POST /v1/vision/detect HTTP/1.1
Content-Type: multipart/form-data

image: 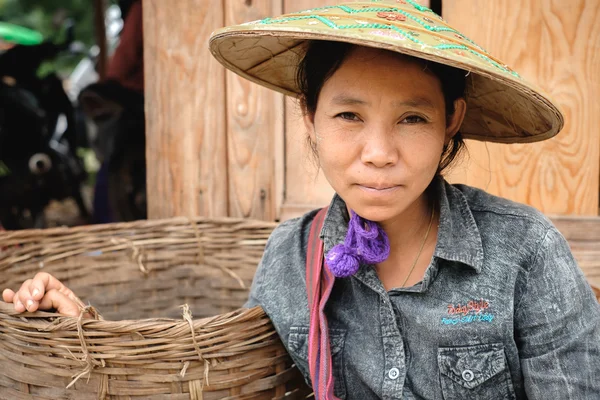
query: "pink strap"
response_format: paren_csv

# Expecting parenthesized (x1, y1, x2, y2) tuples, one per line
(306, 208, 340, 400)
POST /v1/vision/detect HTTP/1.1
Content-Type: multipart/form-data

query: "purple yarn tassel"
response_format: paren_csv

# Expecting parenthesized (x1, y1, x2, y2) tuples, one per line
(325, 211, 390, 277)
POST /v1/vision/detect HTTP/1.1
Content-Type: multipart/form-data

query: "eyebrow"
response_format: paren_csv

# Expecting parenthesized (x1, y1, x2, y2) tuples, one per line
(392, 97, 436, 110)
(330, 94, 437, 110)
(330, 94, 368, 106)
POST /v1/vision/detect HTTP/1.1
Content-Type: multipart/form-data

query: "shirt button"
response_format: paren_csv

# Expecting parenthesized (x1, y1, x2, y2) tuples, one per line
(388, 367, 400, 380)
(462, 369, 475, 382)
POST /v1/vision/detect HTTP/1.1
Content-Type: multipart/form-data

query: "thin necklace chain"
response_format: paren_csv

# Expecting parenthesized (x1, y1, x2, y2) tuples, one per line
(401, 205, 435, 287)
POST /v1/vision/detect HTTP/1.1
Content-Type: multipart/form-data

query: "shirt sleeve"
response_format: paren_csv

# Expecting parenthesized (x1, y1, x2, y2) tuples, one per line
(515, 227, 600, 398)
(239, 216, 314, 389)
(242, 222, 286, 309)
(243, 272, 261, 308)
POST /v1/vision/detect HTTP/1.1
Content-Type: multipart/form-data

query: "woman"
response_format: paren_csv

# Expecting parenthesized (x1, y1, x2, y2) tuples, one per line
(3, 2, 600, 399)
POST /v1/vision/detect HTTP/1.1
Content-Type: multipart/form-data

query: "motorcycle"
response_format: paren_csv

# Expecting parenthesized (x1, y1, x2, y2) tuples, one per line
(0, 21, 90, 229)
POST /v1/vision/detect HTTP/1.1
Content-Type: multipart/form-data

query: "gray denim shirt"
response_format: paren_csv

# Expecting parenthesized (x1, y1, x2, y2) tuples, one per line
(245, 178, 600, 399)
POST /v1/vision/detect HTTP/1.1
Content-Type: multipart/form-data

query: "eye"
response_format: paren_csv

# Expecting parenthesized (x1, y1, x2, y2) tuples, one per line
(336, 112, 361, 122)
(401, 115, 426, 124)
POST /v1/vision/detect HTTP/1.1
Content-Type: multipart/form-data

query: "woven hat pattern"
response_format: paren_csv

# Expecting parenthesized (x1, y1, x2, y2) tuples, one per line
(210, 0, 564, 144)
(259, 1, 517, 78)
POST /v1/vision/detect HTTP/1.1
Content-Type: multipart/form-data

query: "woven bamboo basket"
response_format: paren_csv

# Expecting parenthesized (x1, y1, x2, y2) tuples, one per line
(0, 218, 313, 399)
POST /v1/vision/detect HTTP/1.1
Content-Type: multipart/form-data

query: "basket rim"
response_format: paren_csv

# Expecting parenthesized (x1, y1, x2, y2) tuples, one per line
(0, 216, 279, 239)
(0, 302, 267, 329)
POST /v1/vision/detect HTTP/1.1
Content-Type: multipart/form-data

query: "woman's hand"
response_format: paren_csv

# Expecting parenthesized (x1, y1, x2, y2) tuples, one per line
(2, 272, 84, 317)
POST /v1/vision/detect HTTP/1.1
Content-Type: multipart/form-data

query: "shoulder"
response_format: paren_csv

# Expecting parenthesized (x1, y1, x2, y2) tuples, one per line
(248, 208, 321, 320)
(450, 182, 554, 237)
(258, 209, 319, 276)
(451, 183, 551, 227)
(445, 182, 566, 274)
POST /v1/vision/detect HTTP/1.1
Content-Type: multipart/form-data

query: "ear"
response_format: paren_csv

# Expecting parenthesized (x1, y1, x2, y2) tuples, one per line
(445, 98, 467, 144)
(303, 111, 317, 145)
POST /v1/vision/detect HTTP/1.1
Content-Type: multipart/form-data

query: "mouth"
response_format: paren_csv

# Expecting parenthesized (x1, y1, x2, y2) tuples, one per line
(357, 184, 401, 193)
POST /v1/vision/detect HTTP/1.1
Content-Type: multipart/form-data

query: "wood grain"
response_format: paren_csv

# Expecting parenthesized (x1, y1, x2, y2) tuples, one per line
(144, 0, 228, 219)
(225, 0, 284, 221)
(443, 0, 600, 216)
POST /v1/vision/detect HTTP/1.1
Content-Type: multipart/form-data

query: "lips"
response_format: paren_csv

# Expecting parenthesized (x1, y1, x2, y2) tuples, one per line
(357, 183, 401, 194)
(358, 183, 400, 190)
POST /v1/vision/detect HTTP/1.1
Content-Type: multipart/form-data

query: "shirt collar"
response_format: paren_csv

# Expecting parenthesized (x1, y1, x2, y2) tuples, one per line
(320, 177, 484, 273)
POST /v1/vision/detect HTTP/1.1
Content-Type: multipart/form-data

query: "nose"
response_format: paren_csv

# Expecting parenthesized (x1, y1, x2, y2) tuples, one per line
(360, 126, 398, 168)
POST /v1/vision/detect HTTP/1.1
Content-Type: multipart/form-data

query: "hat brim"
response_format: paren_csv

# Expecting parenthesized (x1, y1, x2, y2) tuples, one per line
(209, 5, 563, 144)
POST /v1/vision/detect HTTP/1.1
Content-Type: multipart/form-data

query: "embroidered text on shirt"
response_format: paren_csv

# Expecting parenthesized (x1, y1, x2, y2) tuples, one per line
(441, 299, 494, 325)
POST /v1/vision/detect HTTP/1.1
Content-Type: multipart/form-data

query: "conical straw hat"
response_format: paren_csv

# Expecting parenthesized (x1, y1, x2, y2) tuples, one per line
(209, 0, 563, 143)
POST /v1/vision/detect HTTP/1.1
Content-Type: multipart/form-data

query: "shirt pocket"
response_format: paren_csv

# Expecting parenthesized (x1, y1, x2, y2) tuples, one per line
(287, 325, 347, 399)
(437, 343, 516, 400)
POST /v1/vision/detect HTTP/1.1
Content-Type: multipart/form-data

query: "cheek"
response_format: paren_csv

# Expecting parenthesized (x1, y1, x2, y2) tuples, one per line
(313, 119, 361, 166)
(315, 139, 357, 175)
(397, 127, 446, 164)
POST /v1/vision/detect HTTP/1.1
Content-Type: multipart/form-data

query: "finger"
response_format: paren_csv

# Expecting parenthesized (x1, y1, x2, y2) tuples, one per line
(26, 273, 71, 312)
(15, 279, 37, 311)
(2, 288, 14, 303)
(32, 272, 67, 300)
(17, 279, 33, 298)
(12, 291, 26, 312)
(37, 289, 81, 317)
(13, 279, 34, 312)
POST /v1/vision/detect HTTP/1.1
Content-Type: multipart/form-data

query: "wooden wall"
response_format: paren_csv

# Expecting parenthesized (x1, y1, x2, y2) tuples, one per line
(224, 1, 285, 221)
(144, 0, 228, 219)
(144, 0, 286, 220)
(443, 0, 600, 216)
(144, 0, 599, 221)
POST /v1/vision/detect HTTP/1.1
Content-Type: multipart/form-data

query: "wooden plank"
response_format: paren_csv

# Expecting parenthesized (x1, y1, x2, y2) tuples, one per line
(550, 216, 600, 242)
(224, 0, 284, 221)
(443, 0, 600, 216)
(144, 0, 228, 219)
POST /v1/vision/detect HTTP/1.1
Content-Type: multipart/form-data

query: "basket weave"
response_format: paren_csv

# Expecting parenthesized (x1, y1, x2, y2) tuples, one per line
(0, 217, 313, 399)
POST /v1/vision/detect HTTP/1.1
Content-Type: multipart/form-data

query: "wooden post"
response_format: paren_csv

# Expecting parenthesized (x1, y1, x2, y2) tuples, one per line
(93, 0, 107, 80)
(143, 0, 228, 219)
(224, 0, 284, 221)
(443, 0, 600, 216)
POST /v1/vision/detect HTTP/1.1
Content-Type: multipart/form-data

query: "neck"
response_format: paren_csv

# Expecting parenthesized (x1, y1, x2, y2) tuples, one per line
(379, 191, 436, 255)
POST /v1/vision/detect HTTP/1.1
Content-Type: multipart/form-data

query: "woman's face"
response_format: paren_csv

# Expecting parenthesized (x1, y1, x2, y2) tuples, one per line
(304, 46, 466, 223)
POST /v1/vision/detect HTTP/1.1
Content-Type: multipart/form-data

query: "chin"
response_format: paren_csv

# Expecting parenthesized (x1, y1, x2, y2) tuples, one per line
(342, 181, 428, 223)
(343, 188, 419, 223)
(349, 203, 404, 223)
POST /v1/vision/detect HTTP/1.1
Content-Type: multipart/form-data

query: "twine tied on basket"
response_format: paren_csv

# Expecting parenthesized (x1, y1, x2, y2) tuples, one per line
(187, 218, 246, 289)
(180, 304, 211, 387)
(110, 237, 149, 274)
(66, 305, 105, 389)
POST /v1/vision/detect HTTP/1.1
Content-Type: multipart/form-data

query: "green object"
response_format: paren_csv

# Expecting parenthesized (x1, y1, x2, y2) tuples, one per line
(0, 22, 43, 45)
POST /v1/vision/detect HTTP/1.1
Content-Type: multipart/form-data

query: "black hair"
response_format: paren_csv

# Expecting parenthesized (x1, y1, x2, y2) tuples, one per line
(296, 40, 467, 173)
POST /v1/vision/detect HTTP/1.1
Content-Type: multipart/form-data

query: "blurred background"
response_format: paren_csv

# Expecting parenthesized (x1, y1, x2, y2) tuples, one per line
(0, 0, 146, 230)
(1, 0, 96, 75)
